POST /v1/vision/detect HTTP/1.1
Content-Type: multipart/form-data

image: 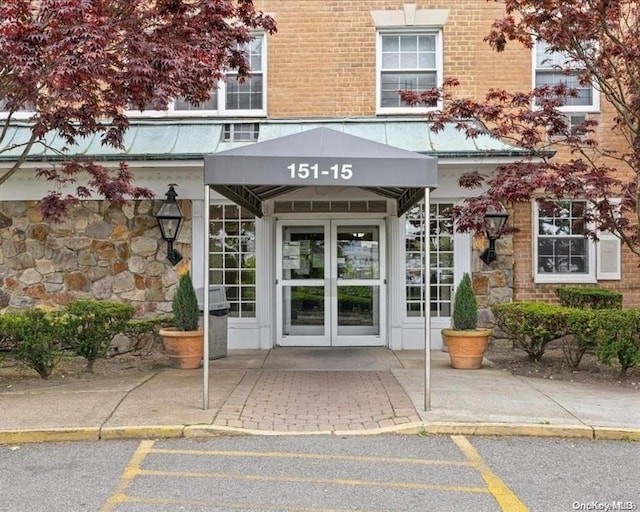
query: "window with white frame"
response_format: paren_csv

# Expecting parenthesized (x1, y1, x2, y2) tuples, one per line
(405, 202, 454, 317)
(534, 40, 598, 112)
(209, 204, 256, 318)
(133, 34, 266, 116)
(378, 32, 441, 112)
(535, 199, 596, 283)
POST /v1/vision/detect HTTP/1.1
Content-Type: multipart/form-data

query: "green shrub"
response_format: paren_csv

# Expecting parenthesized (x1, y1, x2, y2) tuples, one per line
(123, 315, 173, 354)
(563, 308, 598, 369)
(555, 286, 622, 310)
(491, 302, 569, 362)
(3, 309, 66, 379)
(452, 273, 477, 330)
(591, 309, 640, 377)
(172, 272, 200, 331)
(65, 300, 134, 372)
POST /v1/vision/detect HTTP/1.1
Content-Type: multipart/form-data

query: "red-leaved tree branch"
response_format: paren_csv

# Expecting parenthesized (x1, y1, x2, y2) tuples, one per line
(0, 0, 276, 221)
(402, 0, 640, 260)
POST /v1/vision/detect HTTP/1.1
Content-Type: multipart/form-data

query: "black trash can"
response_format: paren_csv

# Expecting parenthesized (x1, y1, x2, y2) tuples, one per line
(196, 286, 229, 360)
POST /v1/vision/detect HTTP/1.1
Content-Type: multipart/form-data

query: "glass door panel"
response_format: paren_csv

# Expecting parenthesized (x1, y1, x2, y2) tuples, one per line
(283, 286, 325, 336)
(333, 223, 385, 345)
(277, 220, 385, 347)
(277, 223, 330, 346)
(337, 285, 379, 335)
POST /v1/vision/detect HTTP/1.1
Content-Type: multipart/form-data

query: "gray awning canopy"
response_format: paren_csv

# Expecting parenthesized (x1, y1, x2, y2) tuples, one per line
(204, 127, 438, 217)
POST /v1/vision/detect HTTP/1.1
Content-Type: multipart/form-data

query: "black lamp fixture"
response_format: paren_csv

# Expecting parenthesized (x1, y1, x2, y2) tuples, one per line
(155, 184, 184, 265)
(479, 204, 509, 265)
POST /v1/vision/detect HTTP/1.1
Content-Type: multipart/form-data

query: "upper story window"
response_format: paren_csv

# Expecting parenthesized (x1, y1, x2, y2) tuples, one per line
(371, 4, 448, 115)
(534, 40, 599, 113)
(132, 34, 266, 117)
(377, 31, 442, 114)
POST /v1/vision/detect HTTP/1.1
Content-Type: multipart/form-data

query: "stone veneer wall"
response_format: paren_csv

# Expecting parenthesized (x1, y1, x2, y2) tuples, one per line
(471, 235, 514, 327)
(0, 200, 192, 316)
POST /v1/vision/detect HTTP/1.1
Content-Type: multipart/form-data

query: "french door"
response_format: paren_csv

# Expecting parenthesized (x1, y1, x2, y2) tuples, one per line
(276, 220, 386, 347)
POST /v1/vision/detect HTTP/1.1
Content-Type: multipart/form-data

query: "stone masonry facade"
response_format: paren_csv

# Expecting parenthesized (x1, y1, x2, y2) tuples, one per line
(0, 200, 192, 315)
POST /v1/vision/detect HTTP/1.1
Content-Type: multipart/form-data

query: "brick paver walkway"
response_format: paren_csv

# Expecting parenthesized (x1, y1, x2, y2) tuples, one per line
(212, 370, 421, 432)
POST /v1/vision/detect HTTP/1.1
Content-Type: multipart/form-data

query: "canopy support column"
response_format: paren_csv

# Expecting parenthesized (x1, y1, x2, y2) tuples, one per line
(424, 187, 431, 412)
(203, 185, 211, 410)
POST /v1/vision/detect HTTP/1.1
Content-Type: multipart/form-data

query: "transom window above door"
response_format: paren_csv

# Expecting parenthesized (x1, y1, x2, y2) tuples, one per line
(377, 32, 442, 113)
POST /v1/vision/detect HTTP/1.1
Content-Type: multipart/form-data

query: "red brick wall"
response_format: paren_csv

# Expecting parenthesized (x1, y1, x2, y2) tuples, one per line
(260, 1, 640, 305)
(511, 202, 640, 308)
(264, 1, 523, 117)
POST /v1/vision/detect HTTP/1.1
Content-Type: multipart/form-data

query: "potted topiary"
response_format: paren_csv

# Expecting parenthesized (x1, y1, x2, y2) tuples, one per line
(159, 271, 204, 369)
(441, 272, 492, 369)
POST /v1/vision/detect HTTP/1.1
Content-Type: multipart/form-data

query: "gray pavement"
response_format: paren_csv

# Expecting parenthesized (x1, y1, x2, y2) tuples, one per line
(0, 348, 639, 443)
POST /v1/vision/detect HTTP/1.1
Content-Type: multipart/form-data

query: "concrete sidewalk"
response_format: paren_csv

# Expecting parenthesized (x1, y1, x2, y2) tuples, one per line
(1, 349, 639, 444)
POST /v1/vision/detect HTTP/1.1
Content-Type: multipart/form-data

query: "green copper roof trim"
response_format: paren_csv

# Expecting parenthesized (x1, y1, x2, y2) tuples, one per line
(0, 118, 536, 162)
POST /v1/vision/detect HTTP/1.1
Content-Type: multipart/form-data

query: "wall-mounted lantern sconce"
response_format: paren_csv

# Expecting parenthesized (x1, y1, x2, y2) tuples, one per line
(479, 205, 509, 265)
(155, 184, 184, 265)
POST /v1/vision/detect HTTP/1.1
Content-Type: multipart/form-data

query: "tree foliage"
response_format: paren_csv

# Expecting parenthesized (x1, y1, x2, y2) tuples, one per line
(0, 0, 276, 220)
(401, 0, 640, 259)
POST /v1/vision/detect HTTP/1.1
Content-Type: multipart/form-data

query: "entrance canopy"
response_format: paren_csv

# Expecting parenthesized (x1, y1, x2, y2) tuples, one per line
(204, 127, 438, 217)
(202, 126, 436, 412)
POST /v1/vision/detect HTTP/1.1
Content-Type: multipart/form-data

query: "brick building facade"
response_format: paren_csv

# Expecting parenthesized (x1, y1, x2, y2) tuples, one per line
(1, 1, 636, 349)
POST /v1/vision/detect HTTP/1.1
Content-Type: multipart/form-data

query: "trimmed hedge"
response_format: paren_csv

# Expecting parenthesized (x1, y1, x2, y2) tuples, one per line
(555, 286, 622, 310)
(123, 315, 173, 355)
(491, 302, 570, 362)
(64, 300, 135, 372)
(563, 309, 598, 369)
(591, 309, 640, 376)
(492, 301, 640, 375)
(1, 309, 66, 379)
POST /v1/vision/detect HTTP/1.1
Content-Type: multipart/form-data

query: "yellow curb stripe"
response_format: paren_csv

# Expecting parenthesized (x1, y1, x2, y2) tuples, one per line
(0, 428, 99, 445)
(149, 447, 473, 467)
(100, 439, 155, 512)
(138, 468, 490, 494)
(420, 423, 594, 439)
(451, 435, 529, 512)
(593, 428, 640, 441)
(100, 425, 184, 440)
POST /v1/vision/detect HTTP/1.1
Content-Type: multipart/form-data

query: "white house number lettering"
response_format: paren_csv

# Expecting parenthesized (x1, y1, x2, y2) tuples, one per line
(288, 163, 353, 181)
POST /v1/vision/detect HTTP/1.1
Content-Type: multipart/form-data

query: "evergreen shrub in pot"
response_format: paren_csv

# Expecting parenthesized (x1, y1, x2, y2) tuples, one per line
(159, 271, 204, 369)
(441, 273, 493, 369)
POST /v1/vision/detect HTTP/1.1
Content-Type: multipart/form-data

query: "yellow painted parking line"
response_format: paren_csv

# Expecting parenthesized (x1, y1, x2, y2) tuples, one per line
(148, 447, 474, 467)
(138, 468, 490, 494)
(115, 494, 381, 512)
(100, 439, 155, 512)
(451, 436, 530, 512)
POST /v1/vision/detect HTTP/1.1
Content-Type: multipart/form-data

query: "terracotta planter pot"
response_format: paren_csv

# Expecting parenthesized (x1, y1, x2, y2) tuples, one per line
(441, 328, 493, 370)
(159, 327, 204, 369)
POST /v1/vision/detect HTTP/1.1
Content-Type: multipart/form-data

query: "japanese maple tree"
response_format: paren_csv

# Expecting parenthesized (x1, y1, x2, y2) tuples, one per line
(401, 0, 640, 259)
(0, 0, 276, 221)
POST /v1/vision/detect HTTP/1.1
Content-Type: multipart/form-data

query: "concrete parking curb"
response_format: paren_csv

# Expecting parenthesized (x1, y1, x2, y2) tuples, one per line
(100, 425, 186, 441)
(2, 422, 639, 445)
(0, 428, 100, 445)
(592, 427, 640, 441)
(418, 422, 596, 439)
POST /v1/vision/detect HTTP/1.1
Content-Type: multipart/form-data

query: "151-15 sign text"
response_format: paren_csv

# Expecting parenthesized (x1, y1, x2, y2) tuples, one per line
(288, 163, 353, 181)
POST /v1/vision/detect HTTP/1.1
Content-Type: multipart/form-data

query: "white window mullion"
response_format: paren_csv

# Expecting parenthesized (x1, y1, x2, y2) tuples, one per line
(534, 199, 597, 284)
